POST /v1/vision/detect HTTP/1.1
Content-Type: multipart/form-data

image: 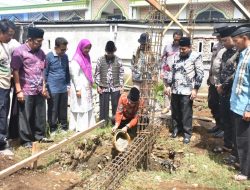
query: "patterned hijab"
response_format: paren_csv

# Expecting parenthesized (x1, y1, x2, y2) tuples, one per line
(72, 39, 93, 84)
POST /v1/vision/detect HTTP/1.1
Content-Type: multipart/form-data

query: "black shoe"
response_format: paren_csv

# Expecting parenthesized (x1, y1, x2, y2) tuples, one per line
(183, 138, 190, 144)
(207, 125, 220, 133)
(170, 132, 178, 138)
(22, 142, 32, 148)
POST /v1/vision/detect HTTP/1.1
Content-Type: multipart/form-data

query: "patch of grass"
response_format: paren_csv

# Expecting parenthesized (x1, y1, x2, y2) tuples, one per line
(120, 136, 250, 190)
(154, 81, 164, 106)
(90, 125, 112, 136)
(14, 146, 32, 161)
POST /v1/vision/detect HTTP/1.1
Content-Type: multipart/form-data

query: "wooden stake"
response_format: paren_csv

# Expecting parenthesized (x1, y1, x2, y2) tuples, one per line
(31, 142, 39, 169)
(163, 0, 191, 35)
(0, 120, 105, 180)
(145, 0, 190, 34)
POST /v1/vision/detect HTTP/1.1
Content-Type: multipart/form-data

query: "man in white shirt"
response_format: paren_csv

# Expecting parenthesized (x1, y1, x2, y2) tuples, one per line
(0, 19, 16, 154)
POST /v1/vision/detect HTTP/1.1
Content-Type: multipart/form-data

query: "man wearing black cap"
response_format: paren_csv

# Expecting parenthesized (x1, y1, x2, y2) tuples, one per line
(11, 27, 51, 148)
(112, 87, 143, 138)
(212, 26, 239, 158)
(165, 37, 204, 144)
(207, 24, 228, 137)
(230, 25, 250, 181)
(131, 33, 150, 86)
(94, 41, 124, 125)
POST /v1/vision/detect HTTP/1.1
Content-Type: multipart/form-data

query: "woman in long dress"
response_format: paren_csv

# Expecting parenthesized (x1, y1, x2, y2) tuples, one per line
(69, 39, 95, 132)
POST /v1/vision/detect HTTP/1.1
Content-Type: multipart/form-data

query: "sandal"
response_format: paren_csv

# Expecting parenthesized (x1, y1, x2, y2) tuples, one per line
(222, 146, 232, 152)
(234, 174, 248, 181)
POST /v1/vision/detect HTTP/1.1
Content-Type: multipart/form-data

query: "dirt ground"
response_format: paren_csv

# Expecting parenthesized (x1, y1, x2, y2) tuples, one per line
(0, 97, 230, 190)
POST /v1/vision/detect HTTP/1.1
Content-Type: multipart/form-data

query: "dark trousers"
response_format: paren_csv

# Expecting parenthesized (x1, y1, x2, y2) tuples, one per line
(171, 94, 193, 138)
(99, 91, 120, 124)
(8, 88, 19, 139)
(208, 85, 221, 127)
(18, 95, 46, 143)
(232, 112, 250, 177)
(0, 88, 10, 147)
(47, 92, 68, 131)
(220, 95, 234, 149)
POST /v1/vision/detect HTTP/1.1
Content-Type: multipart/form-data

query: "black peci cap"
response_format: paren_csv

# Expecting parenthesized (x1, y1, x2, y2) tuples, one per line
(212, 24, 228, 36)
(27, 27, 44, 39)
(219, 26, 237, 38)
(179, 37, 191, 47)
(138, 33, 149, 44)
(128, 87, 140, 102)
(231, 26, 250, 37)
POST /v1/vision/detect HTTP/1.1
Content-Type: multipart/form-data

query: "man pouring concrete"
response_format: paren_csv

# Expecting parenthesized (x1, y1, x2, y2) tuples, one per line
(112, 87, 144, 139)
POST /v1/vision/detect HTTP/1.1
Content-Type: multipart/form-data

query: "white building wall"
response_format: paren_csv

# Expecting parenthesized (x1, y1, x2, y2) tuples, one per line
(36, 23, 216, 87)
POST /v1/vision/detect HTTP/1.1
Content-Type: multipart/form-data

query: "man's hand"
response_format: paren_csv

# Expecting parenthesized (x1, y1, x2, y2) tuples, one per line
(97, 86, 102, 94)
(190, 89, 198, 100)
(243, 111, 250, 122)
(122, 126, 128, 133)
(216, 84, 223, 95)
(76, 90, 81, 98)
(164, 87, 171, 96)
(17, 91, 25, 103)
(120, 86, 124, 94)
(112, 125, 118, 133)
(42, 87, 50, 99)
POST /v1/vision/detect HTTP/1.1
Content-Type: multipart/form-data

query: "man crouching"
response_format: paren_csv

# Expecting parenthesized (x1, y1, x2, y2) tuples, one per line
(112, 87, 143, 139)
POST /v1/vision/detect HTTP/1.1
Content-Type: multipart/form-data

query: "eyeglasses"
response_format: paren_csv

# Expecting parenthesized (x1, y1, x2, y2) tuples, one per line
(33, 39, 43, 44)
(60, 48, 68, 52)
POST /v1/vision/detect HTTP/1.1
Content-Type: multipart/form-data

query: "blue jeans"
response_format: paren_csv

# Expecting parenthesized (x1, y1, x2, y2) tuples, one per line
(0, 88, 10, 147)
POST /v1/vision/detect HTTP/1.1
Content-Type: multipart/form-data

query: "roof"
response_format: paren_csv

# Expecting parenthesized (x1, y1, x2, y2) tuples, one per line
(0, 0, 89, 14)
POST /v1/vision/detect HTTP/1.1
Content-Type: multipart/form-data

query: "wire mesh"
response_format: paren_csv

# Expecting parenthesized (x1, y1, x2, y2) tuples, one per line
(84, 1, 166, 189)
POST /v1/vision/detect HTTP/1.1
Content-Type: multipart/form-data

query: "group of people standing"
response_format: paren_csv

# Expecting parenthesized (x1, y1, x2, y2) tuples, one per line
(161, 25, 250, 180)
(0, 18, 142, 155)
(1, 17, 249, 180)
(207, 24, 250, 181)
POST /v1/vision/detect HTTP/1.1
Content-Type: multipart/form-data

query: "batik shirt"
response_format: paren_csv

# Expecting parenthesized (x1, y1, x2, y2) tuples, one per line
(219, 48, 238, 96)
(131, 48, 146, 82)
(95, 56, 124, 93)
(11, 44, 46, 95)
(166, 51, 204, 95)
(161, 42, 179, 79)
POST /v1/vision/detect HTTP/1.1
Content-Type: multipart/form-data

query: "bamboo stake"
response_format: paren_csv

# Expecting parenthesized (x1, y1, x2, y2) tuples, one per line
(145, 0, 190, 34)
(163, 0, 191, 35)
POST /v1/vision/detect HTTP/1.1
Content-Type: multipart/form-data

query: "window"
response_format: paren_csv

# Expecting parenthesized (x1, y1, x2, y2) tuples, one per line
(48, 40, 51, 49)
(210, 42, 214, 52)
(196, 8, 226, 21)
(198, 41, 203, 52)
